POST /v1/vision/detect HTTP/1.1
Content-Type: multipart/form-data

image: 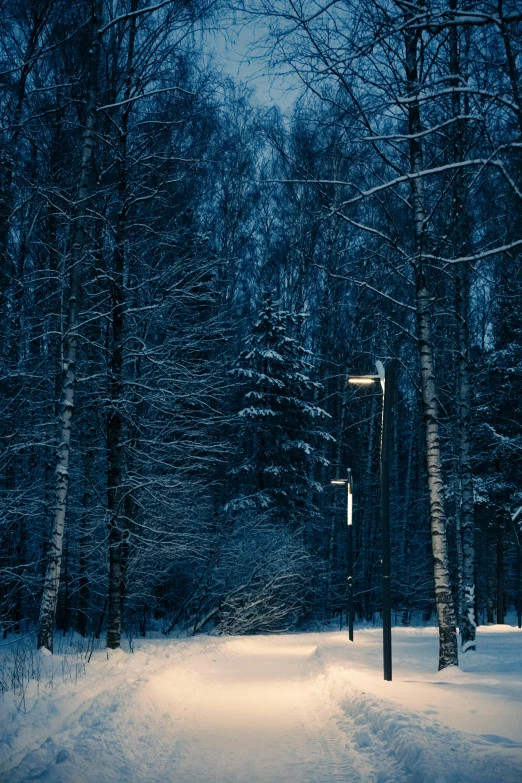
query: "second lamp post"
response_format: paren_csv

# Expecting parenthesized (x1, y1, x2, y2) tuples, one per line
(347, 360, 396, 682)
(331, 469, 354, 641)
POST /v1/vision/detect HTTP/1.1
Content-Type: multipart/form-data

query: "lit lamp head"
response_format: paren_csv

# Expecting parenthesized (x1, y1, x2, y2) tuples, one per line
(331, 472, 353, 526)
(347, 363, 384, 388)
(348, 377, 377, 385)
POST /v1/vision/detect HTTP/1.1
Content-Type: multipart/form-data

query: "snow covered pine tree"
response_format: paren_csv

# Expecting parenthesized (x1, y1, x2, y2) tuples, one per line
(230, 292, 331, 530)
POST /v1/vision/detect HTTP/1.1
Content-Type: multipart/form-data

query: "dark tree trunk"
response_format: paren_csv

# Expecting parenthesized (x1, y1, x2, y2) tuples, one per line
(496, 525, 505, 624)
(76, 445, 94, 637)
(106, 0, 138, 649)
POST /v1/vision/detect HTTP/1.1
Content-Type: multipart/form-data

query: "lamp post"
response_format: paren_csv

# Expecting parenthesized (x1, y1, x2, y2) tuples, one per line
(347, 360, 397, 682)
(331, 469, 354, 641)
(512, 507, 522, 629)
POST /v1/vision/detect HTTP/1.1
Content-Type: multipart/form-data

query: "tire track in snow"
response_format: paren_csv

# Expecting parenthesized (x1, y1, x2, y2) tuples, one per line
(312, 641, 522, 783)
(302, 671, 410, 783)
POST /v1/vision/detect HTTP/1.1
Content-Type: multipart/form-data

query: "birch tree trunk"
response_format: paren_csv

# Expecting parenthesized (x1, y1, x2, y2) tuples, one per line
(37, 0, 104, 652)
(405, 19, 459, 669)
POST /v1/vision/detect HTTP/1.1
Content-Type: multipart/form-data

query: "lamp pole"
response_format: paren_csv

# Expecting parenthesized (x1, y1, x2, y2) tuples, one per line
(512, 507, 522, 629)
(347, 469, 354, 641)
(380, 361, 396, 682)
(331, 469, 354, 641)
(347, 360, 397, 681)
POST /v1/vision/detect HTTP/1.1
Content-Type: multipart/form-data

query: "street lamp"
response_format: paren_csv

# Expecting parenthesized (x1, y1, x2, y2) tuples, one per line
(512, 506, 522, 629)
(331, 469, 354, 641)
(347, 360, 397, 682)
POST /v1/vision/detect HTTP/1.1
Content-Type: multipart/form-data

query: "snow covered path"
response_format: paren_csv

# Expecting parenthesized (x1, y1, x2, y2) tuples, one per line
(1, 628, 522, 782)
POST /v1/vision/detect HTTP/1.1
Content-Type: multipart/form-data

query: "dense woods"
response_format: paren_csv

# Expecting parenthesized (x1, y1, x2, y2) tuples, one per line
(0, 0, 521, 670)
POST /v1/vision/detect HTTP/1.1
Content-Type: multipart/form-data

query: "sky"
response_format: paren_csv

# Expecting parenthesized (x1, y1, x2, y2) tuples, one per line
(205, 10, 302, 109)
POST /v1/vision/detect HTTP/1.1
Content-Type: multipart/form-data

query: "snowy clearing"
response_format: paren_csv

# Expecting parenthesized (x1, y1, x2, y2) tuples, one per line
(0, 627, 521, 783)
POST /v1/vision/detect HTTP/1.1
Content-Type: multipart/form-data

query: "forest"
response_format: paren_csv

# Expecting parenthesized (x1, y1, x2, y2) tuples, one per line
(0, 0, 521, 673)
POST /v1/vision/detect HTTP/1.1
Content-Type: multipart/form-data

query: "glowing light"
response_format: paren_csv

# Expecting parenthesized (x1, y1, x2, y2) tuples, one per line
(331, 480, 346, 485)
(348, 377, 377, 385)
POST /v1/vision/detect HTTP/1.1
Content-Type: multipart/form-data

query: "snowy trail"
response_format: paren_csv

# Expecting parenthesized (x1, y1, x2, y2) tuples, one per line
(1, 629, 522, 783)
(138, 635, 405, 782)
(0, 636, 403, 783)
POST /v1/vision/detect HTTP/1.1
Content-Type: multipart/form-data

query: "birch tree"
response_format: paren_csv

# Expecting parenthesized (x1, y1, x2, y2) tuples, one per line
(38, 0, 104, 652)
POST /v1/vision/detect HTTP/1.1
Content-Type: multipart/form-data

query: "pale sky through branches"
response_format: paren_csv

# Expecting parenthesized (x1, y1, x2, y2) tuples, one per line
(206, 9, 301, 108)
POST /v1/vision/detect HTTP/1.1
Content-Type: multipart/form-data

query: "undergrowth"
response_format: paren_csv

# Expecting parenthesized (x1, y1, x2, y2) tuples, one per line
(0, 632, 104, 711)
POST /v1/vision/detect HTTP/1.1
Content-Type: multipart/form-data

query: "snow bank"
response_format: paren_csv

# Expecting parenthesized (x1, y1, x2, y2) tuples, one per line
(0, 636, 222, 782)
(312, 629, 522, 783)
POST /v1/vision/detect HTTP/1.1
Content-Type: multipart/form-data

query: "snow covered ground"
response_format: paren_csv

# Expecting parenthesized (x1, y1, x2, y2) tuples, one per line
(0, 626, 521, 782)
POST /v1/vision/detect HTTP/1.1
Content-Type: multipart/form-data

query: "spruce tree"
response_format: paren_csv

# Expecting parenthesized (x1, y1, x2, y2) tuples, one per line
(229, 292, 331, 529)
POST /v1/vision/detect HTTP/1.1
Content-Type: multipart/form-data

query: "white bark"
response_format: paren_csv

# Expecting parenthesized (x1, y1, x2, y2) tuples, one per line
(37, 0, 104, 652)
(405, 18, 458, 669)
